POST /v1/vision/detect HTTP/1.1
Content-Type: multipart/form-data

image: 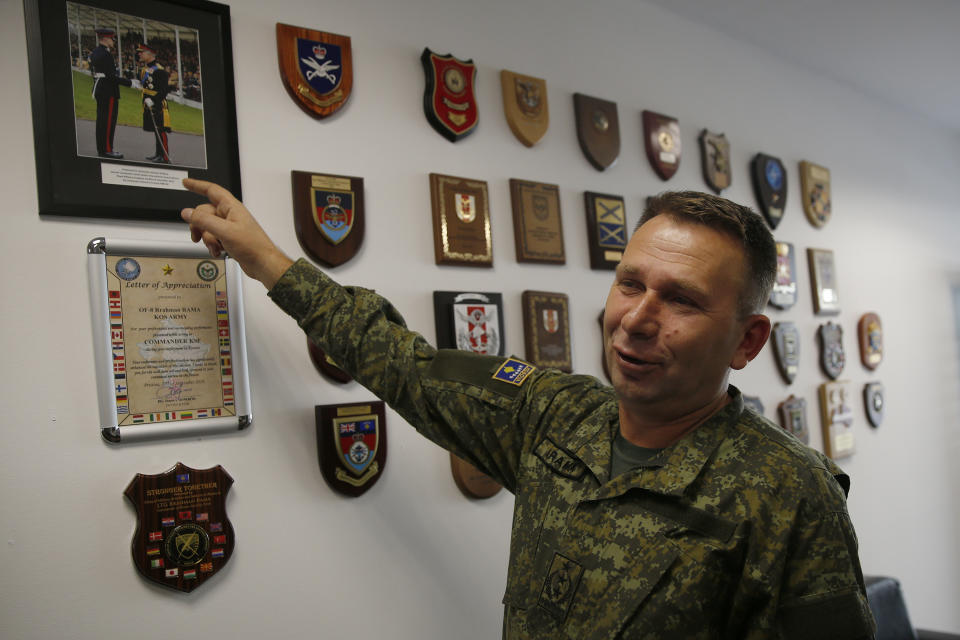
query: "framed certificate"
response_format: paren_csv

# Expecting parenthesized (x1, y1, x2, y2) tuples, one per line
(87, 238, 251, 443)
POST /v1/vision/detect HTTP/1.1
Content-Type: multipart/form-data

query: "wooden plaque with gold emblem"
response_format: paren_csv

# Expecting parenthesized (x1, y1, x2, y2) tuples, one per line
(642, 110, 681, 181)
(699, 129, 731, 193)
(573, 93, 619, 171)
(584, 191, 627, 270)
(316, 401, 387, 497)
(858, 312, 883, 370)
(800, 161, 832, 228)
(306, 337, 352, 384)
(450, 453, 502, 499)
(291, 171, 364, 267)
(819, 381, 855, 460)
(509, 179, 564, 264)
(430, 173, 492, 267)
(276, 24, 353, 119)
(521, 290, 572, 372)
(501, 70, 548, 147)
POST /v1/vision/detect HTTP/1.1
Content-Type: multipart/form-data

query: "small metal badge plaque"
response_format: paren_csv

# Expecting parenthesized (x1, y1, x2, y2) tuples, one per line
(291, 171, 364, 267)
(276, 23, 353, 119)
(864, 382, 884, 428)
(521, 290, 572, 372)
(858, 312, 883, 370)
(125, 462, 235, 593)
(501, 70, 548, 147)
(509, 179, 565, 264)
(421, 49, 478, 142)
(317, 401, 387, 497)
(819, 381, 855, 460)
(818, 322, 846, 380)
(642, 110, 681, 181)
(699, 129, 731, 194)
(450, 453, 502, 499)
(800, 161, 832, 228)
(772, 322, 800, 384)
(307, 337, 352, 384)
(429, 173, 492, 266)
(751, 153, 787, 229)
(778, 395, 809, 444)
(808, 248, 841, 314)
(573, 93, 620, 171)
(769, 241, 798, 310)
(433, 291, 505, 356)
(584, 191, 627, 270)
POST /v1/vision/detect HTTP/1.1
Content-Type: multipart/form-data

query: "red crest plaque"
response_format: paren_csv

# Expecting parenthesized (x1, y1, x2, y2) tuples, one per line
(421, 49, 478, 142)
(276, 23, 353, 119)
(124, 462, 235, 593)
(642, 110, 681, 181)
(317, 401, 387, 497)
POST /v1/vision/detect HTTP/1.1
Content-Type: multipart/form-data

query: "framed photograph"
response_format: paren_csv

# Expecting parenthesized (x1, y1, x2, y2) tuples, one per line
(87, 237, 251, 444)
(24, 0, 241, 221)
(807, 248, 840, 314)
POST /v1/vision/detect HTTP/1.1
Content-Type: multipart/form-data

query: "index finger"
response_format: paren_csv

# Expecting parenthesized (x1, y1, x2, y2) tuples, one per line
(183, 178, 240, 208)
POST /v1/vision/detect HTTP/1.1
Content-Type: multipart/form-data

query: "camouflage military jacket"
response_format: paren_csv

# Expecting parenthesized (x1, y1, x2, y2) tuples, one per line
(270, 260, 875, 640)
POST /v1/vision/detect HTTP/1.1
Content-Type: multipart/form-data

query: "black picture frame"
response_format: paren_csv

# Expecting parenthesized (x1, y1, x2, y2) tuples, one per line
(24, 0, 241, 221)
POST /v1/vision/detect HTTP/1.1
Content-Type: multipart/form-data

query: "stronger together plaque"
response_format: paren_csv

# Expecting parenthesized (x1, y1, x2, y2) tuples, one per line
(88, 238, 251, 443)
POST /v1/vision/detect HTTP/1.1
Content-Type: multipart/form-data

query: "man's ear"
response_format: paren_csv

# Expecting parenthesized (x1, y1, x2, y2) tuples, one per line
(730, 314, 771, 370)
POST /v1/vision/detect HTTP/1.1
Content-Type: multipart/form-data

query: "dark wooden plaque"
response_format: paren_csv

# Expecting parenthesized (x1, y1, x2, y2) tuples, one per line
(778, 395, 810, 444)
(421, 49, 478, 142)
(501, 70, 548, 147)
(584, 191, 627, 270)
(291, 171, 364, 267)
(699, 129, 731, 194)
(772, 322, 800, 384)
(642, 110, 681, 181)
(598, 309, 610, 382)
(858, 312, 883, 370)
(307, 337, 352, 384)
(818, 322, 846, 380)
(751, 153, 787, 229)
(521, 290, 572, 372)
(819, 381, 855, 460)
(433, 291, 505, 356)
(743, 395, 765, 416)
(316, 401, 387, 497)
(800, 161, 832, 228)
(429, 173, 492, 266)
(124, 462, 235, 593)
(864, 382, 884, 428)
(276, 23, 353, 119)
(808, 248, 841, 314)
(769, 241, 798, 309)
(450, 453, 502, 499)
(509, 179, 565, 264)
(573, 93, 619, 170)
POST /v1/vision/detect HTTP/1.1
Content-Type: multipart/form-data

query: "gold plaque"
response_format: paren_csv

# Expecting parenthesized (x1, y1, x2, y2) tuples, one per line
(501, 70, 549, 147)
(509, 179, 565, 264)
(800, 161, 832, 228)
(429, 173, 492, 267)
(819, 381, 855, 460)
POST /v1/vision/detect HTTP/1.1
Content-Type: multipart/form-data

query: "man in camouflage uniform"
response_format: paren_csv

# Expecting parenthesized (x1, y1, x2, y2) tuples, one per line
(181, 179, 876, 639)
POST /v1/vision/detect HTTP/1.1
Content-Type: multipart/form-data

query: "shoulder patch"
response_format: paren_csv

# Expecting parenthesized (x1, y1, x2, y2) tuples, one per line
(492, 358, 536, 386)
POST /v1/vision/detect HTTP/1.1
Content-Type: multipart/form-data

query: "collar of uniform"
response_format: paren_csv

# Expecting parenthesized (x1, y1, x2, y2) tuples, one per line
(563, 397, 619, 486)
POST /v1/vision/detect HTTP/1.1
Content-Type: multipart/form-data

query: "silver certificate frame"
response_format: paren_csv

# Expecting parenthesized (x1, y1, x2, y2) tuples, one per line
(87, 237, 252, 443)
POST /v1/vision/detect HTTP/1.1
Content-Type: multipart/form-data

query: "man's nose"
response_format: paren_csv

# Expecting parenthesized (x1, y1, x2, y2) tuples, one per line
(621, 293, 660, 338)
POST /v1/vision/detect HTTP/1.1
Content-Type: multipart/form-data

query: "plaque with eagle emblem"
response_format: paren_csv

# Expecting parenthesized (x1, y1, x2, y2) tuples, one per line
(501, 70, 548, 147)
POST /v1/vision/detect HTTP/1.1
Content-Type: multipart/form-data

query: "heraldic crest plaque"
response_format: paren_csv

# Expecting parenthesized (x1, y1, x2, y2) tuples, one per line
(800, 161, 832, 228)
(751, 153, 787, 229)
(769, 241, 798, 310)
(430, 173, 492, 266)
(509, 179, 565, 264)
(422, 48, 478, 142)
(699, 129, 731, 194)
(772, 322, 800, 384)
(521, 290, 572, 372)
(818, 321, 845, 380)
(778, 395, 809, 444)
(125, 462, 235, 592)
(573, 93, 620, 170)
(858, 312, 883, 370)
(501, 70, 548, 147)
(433, 291, 505, 356)
(864, 382, 884, 428)
(291, 171, 364, 267)
(642, 110, 681, 181)
(584, 191, 627, 270)
(276, 23, 353, 119)
(317, 401, 387, 497)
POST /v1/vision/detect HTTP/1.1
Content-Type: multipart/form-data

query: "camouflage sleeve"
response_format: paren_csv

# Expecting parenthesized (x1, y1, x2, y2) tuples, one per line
(267, 258, 546, 491)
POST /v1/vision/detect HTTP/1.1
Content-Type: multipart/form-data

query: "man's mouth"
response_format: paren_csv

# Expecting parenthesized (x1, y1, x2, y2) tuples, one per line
(616, 350, 660, 367)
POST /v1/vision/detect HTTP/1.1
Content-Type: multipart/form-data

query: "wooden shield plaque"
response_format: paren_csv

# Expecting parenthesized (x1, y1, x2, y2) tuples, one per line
(818, 321, 845, 380)
(800, 161, 832, 228)
(642, 110, 681, 181)
(421, 49, 478, 142)
(769, 241, 798, 309)
(291, 171, 364, 267)
(509, 179, 565, 264)
(317, 401, 387, 497)
(751, 153, 787, 229)
(573, 93, 620, 171)
(778, 395, 810, 444)
(125, 462, 234, 593)
(819, 381, 855, 460)
(430, 173, 492, 267)
(864, 382, 884, 428)
(433, 291, 505, 356)
(743, 395, 765, 416)
(307, 337, 352, 384)
(276, 23, 353, 119)
(772, 322, 800, 384)
(858, 312, 883, 370)
(808, 248, 841, 315)
(501, 70, 548, 147)
(584, 191, 627, 270)
(699, 129, 731, 194)
(450, 453, 502, 499)
(521, 290, 572, 372)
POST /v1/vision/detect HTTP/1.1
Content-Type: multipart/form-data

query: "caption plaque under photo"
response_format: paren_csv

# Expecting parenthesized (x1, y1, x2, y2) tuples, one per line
(88, 238, 251, 444)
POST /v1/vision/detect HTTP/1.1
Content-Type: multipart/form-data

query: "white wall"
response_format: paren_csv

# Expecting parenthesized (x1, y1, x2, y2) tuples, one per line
(2, 0, 959, 637)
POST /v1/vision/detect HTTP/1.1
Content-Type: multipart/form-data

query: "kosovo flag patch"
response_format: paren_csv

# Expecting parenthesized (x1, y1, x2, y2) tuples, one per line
(492, 358, 536, 386)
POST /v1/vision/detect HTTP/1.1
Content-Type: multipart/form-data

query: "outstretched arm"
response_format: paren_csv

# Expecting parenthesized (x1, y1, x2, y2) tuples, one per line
(180, 178, 294, 289)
